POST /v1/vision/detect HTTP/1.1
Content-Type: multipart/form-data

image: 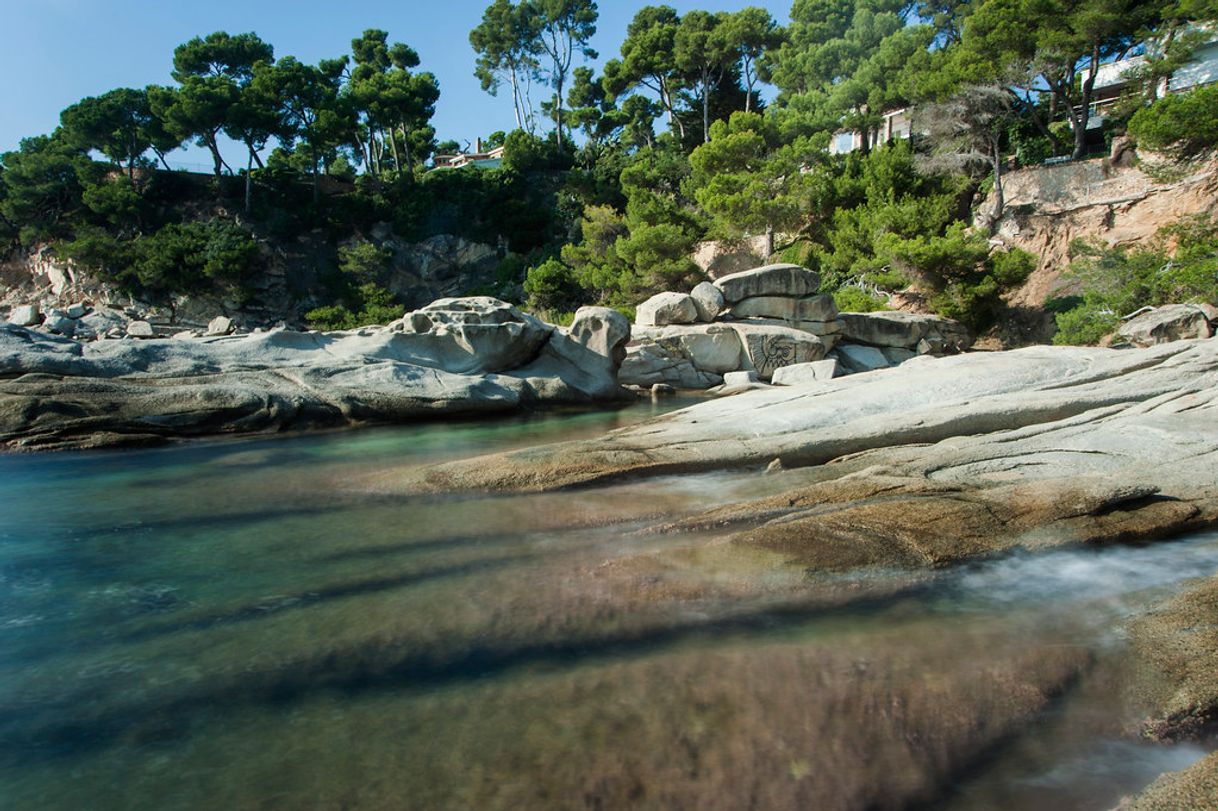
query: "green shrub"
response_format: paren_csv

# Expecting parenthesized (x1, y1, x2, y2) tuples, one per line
(832, 286, 889, 312)
(129, 220, 260, 295)
(524, 258, 584, 313)
(1051, 215, 1218, 344)
(305, 282, 404, 330)
(1052, 305, 1119, 346)
(1128, 85, 1218, 157)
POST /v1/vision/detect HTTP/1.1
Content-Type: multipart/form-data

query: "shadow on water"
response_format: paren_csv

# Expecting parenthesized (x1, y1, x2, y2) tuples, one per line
(0, 579, 935, 768)
(2, 398, 1217, 809)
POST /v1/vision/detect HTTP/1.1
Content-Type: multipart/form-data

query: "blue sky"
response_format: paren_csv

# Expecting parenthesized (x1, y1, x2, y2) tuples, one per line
(1, 0, 790, 167)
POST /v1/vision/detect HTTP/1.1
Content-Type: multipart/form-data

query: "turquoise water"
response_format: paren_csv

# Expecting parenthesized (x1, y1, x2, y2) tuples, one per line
(0, 403, 1215, 810)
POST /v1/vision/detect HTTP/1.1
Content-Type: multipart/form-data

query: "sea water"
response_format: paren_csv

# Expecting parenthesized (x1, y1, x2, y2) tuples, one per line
(0, 401, 1214, 810)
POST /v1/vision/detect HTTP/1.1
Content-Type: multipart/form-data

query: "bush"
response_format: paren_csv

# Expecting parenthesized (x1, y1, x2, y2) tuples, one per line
(1128, 85, 1218, 157)
(1052, 304, 1119, 346)
(1051, 215, 1218, 344)
(832, 286, 889, 312)
(130, 219, 260, 294)
(305, 282, 404, 330)
(524, 258, 584, 313)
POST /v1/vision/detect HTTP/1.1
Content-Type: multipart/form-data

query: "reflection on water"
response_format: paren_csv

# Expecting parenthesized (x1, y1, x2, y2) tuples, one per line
(0, 402, 1215, 810)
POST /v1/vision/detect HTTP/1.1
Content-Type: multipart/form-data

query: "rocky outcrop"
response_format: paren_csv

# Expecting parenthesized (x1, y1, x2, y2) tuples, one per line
(986, 155, 1218, 344)
(621, 263, 971, 389)
(836, 311, 971, 353)
(0, 297, 630, 450)
(412, 340, 1218, 556)
(623, 323, 827, 386)
(1118, 304, 1215, 347)
(715, 264, 821, 303)
(635, 291, 699, 327)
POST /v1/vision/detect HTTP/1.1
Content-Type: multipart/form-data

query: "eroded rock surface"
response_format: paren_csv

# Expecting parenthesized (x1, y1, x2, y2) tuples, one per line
(414, 340, 1218, 561)
(0, 298, 630, 450)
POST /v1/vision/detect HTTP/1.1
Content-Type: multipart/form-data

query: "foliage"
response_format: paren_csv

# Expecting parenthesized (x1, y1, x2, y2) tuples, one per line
(1052, 216, 1218, 344)
(305, 283, 405, 330)
(832, 286, 890, 313)
(1128, 84, 1218, 158)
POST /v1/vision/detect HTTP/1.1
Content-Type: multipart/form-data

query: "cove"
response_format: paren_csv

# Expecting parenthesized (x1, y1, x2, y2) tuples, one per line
(0, 400, 1214, 810)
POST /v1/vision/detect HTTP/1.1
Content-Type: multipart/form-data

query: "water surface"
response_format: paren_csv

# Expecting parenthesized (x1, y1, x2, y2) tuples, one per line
(0, 402, 1214, 810)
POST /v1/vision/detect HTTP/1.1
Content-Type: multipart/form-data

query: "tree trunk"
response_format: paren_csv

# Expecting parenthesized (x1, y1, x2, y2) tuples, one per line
(509, 66, 524, 130)
(989, 139, 1004, 231)
(1073, 44, 1101, 160)
(245, 149, 254, 215)
(556, 74, 565, 148)
(702, 70, 711, 143)
(400, 122, 413, 177)
(152, 148, 173, 172)
(389, 129, 402, 172)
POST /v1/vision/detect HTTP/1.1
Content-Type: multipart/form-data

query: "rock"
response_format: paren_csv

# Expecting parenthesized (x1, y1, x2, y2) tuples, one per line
(385, 297, 554, 375)
(692, 234, 771, 278)
(173, 331, 198, 340)
(80, 307, 128, 337)
(631, 325, 744, 375)
(723, 371, 759, 387)
(7, 304, 40, 327)
(689, 282, 725, 322)
(1118, 304, 1213, 347)
(1118, 751, 1218, 810)
(727, 294, 837, 324)
(838, 311, 971, 351)
(834, 344, 891, 374)
(206, 316, 235, 337)
(713, 264, 820, 304)
(0, 298, 630, 450)
(126, 321, 155, 339)
(636, 292, 699, 327)
(619, 341, 725, 389)
(771, 359, 838, 386)
(727, 323, 826, 381)
(65, 303, 89, 319)
(41, 310, 77, 337)
(413, 340, 1218, 497)
(510, 306, 631, 401)
(881, 347, 916, 365)
(651, 383, 676, 397)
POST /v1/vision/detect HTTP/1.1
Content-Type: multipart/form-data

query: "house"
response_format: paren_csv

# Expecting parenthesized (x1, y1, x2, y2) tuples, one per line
(431, 137, 506, 170)
(1087, 25, 1218, 129)
(828, 108, 915, 155)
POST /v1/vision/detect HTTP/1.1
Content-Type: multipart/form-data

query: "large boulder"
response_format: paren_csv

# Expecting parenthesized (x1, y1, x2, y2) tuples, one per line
(837, 311, 971, 351)
(713, 264, 821, 304)
(508, 306, 631, 401)
(1118, 304, 1213, 347)
(727, 294, 838, 323)
(636, 292, 699, 327)
(621, 324, 745, 388)
(834, 344, 892, 374)
(689, 282, 725, 322)
(387, 297, 553, 374)
(7, 304, 40, 327)
(726, 323, 827, 381)
(771, 359, 839, 386)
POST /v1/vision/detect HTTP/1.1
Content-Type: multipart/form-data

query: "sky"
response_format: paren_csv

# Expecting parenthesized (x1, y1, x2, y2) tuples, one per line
(0, 0, 791, 168)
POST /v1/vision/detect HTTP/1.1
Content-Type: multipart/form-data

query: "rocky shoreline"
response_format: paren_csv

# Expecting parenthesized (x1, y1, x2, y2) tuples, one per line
(0, 297, 631, 451)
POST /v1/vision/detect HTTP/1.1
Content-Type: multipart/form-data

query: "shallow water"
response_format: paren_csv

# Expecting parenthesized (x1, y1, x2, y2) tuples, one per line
(0, 401, 1215, 810)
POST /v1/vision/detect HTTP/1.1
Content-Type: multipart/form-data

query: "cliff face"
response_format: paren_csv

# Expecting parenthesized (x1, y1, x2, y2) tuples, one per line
(985, 153, 1218, 344)
(0, 231, 503, 335)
